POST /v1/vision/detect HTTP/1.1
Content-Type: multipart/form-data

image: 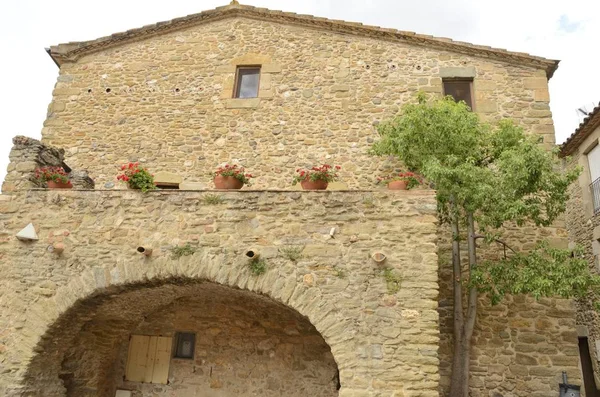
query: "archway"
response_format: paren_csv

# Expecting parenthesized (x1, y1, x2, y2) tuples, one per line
(23, 279, 339, 396)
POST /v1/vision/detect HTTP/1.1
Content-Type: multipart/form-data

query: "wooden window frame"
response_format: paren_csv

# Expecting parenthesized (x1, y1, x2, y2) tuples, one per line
(233, 66, 261, 99)
(173, 332, 196, 360)
(442, 78, 475, 111)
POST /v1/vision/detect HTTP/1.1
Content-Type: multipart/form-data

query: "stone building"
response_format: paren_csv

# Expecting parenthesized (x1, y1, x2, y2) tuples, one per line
(0, 1, 583, 396)
(562, 102, 600, 396)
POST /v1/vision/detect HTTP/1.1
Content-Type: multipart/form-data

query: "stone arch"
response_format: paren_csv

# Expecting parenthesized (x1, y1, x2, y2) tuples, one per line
(17, 252, 352, 396)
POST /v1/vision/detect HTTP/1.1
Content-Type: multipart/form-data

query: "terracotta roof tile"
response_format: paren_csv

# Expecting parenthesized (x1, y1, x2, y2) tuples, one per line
(560, 102, 600, 157)
(47, 2, 559, 78)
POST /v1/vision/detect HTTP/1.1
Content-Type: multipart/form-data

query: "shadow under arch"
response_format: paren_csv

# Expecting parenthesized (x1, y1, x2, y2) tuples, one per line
(19, 254, 350, 396)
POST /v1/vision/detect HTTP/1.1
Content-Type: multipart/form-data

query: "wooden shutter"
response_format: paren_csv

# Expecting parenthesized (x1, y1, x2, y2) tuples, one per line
(151, 336, 172, 384)
(125, 335, 172, 384)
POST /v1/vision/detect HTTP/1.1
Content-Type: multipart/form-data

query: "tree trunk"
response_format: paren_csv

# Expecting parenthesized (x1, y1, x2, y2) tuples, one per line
(449, 333, 470, 397)
(449, 212, 478, 397)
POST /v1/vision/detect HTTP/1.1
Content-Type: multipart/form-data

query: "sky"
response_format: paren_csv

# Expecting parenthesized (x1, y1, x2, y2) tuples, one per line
(0, 0, 599, 185)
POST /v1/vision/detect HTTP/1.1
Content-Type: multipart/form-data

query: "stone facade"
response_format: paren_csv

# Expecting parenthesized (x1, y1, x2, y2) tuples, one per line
(39, 4, 557, 191)
(0, 140, 440, 397)
(0, 2, 584, 397)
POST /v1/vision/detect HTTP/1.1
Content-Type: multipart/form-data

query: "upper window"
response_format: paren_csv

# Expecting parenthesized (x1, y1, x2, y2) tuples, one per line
(443, 79, 473, 110)
(234, 66, 261, 98)
(174, 332, 196, 359)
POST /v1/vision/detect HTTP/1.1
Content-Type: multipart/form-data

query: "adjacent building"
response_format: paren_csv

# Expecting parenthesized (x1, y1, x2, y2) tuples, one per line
(562, 102, 600, 396)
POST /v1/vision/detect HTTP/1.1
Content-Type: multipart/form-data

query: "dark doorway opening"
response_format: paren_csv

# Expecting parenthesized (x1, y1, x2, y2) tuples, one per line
(579, 337, 600, 397)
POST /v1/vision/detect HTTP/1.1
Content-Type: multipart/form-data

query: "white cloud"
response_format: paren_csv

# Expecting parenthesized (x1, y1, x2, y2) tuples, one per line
(1, 0, 598, 186)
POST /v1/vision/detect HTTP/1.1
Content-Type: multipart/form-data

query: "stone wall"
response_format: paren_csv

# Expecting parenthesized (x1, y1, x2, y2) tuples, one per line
(0, 181, 440, 396)
(565, 124, 600, 387)
(40, 15, 555, 190)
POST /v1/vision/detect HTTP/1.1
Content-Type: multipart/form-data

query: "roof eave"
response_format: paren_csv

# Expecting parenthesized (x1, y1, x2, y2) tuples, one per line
(46, 3, 560, 77)
(560, 102, 600, 157)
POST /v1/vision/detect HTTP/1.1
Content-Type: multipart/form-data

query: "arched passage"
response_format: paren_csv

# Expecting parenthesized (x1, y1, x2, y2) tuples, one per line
(23, 279, 340, 397)
(15, 253, 353, 397)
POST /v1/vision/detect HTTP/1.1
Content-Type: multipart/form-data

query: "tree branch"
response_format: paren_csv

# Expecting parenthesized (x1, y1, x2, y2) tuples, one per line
(450, 201, 464, 335)
(474, 234, 517, 255)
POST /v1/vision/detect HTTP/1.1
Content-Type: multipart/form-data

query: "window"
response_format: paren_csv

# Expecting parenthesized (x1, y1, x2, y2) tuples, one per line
(234, 66, 261, 98)
(125, 335, 172, 384)
(443, 79, 473, 109)
(588, 145, 600, 215)
(174, 332, 195, 359)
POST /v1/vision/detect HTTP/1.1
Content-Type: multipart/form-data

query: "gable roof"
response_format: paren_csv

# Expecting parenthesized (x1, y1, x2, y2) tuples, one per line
(560, 102, 600, 157)
(47, 1, 559, 78)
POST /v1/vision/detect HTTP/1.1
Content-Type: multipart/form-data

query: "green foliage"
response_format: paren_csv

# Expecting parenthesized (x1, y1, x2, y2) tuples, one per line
(371, 93, 589, 305)
(129, 169, 157, 193)
(117, 162, 157, 193)
(211, 164, 253, 186)
(333, 266, 346, 279)
(473, 242, 600, 306)
(378, 171, 422, 189)
(362, 195, 375, 208)
(248, 258, 267, 276)
(170, 243, 196, 259)
(202, 193, 224, 205)
(292, 164, 341, 185)
(279, 245, 304, 262)
(382, 268, 402, 294)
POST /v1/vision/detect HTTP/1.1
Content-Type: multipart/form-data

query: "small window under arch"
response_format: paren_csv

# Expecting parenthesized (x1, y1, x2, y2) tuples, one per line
(174, 332, 196, 359)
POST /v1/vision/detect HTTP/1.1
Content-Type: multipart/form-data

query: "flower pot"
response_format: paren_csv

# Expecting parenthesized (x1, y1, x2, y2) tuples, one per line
(214, 175, 244, 190)
(300, 179, 328, 190)
(47, 180, 72, 189)
(387, 180, 407, 190)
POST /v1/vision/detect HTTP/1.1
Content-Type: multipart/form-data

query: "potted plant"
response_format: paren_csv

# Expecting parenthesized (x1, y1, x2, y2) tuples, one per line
(378, 171, 422, 190)
(34, 166, 73, 189)
(212, 164, 253, 190)
(117, 162, 156, 192)
(293, 164, 341, 190)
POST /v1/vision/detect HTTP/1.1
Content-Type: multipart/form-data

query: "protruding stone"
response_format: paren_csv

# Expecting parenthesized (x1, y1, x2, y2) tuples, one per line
(16, 223, 38, 241)
(154, 171, 183, 188)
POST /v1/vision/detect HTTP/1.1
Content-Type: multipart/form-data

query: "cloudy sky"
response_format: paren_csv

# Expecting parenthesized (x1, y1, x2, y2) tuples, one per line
(1, 0, 599, 185)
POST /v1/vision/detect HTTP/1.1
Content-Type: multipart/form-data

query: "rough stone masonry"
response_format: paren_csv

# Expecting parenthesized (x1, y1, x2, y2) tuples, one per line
(0, 2, 583, 397)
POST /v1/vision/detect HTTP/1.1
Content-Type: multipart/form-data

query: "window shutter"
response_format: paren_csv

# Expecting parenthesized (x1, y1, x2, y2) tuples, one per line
(151, 336, 172, 384)
(143, 336, 158, 382)
(125, 335, 151, 382)
(125, 335, 172, 384)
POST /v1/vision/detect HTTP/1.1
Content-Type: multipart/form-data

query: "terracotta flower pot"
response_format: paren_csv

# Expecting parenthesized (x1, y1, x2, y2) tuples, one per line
(214, 175, 244, 190)
(300, 179, 328, 190)
(47, 180, 72, 189)
(387, 180, 407, 190)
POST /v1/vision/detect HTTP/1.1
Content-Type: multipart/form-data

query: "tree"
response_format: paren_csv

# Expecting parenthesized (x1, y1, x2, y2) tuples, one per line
(371, 94, 600, 397)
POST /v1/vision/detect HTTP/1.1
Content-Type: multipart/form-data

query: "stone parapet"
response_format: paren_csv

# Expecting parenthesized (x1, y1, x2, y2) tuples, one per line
(0, 189, 440, 396)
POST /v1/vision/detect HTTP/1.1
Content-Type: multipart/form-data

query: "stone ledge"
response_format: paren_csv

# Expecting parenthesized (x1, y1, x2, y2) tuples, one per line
(223, 98, 260, 109)
(25, 188, 436, 195)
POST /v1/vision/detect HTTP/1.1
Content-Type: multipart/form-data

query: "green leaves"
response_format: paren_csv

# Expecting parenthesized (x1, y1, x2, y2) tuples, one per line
(370, 93, 592, 307)
(371, 94, 579, 229)
(473, 242, 600, 305)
